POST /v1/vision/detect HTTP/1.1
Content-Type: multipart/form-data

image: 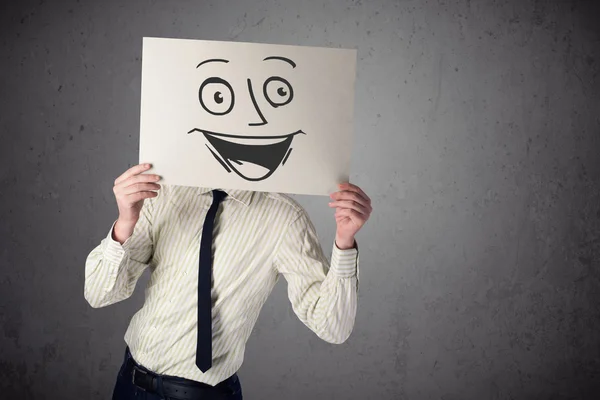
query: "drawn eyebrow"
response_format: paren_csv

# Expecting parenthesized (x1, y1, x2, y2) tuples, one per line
(196, 58, 229, 68)
(263, 56, 296, 68)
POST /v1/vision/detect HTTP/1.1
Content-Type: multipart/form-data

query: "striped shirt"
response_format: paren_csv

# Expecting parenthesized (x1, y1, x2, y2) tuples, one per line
(84, 184, 359, 385)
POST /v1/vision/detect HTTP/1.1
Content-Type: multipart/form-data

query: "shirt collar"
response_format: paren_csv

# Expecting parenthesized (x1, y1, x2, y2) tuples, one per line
(196, 187, 254, 207)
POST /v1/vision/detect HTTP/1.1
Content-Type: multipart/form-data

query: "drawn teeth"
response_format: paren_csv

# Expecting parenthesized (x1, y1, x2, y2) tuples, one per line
(222, 137, 288, 145)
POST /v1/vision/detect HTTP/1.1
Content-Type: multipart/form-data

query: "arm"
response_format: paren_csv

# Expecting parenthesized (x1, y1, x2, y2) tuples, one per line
(274, 210, 359, 344)
(83, 197, 155, 308)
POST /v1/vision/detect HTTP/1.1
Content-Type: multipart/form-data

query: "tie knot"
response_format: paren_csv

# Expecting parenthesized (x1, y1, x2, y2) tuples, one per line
(212, 189, 228, 203)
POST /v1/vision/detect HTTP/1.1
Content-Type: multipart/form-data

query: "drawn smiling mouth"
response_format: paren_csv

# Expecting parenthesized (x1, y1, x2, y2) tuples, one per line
(188, 128, 305, 181)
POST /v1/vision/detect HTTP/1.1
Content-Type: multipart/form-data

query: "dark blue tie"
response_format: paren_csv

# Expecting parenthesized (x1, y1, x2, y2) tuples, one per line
(196, 189, 228, 373)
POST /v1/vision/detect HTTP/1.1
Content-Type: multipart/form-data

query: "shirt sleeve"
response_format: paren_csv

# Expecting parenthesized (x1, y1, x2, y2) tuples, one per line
(83, 197, 155, 308)
(274, 210, 360, 344)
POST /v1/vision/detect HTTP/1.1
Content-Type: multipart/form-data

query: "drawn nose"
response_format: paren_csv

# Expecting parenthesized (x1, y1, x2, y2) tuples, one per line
(246, 79, 268, 126)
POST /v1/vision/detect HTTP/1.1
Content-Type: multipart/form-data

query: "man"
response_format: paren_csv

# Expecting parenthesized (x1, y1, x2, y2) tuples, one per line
(84, 163, 372, 399)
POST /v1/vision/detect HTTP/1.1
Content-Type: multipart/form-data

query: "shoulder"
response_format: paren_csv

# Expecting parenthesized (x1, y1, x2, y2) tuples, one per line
(151, 184, 198, 211)
(156, 184, 198, 199)
(254, 193, 322, 242)
(260, 192, 303, 212)
(250, 191, 307, 219)
(252, 191, 312, 223)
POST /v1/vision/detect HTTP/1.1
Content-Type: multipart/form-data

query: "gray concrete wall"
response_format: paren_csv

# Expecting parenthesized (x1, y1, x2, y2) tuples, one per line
(1, 0, 599, 399)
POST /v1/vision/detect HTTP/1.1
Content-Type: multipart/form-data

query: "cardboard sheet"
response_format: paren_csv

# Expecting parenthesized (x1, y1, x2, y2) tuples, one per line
(139, 37, 357, 196)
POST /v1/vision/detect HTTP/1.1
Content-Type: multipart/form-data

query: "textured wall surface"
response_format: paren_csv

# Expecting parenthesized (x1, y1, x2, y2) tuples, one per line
(1, 0, 599, 399)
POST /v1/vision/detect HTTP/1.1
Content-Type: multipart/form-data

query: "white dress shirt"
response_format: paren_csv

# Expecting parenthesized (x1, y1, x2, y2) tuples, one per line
(84, 184, 359, 385)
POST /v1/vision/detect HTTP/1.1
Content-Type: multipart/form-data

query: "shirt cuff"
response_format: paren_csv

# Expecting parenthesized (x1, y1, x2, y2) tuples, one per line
(329, 241, 359, 278)
(102, 220, 129, 265)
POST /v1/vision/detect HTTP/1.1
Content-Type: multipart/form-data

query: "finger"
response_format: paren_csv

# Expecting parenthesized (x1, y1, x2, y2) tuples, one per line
(332, 186, 370, 205)
(114, 175, 160, 195)
(122, 183, 161, 195)
(329, 200, 369, 216)
(335, 211, 352, 221)
(126, 191, 158, 203)
(334, 208, 364, 226)
(338, 182, 371, 203)
(335, 207, 369, 222)
(331, 191, 372, 211)
(335, 215, 349, 223)
(118, 173, 161, 189)
(114, 163, 152, 186)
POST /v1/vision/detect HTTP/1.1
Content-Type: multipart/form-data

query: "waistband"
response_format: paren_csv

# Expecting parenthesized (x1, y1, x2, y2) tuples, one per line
(123, 346, 238, 395)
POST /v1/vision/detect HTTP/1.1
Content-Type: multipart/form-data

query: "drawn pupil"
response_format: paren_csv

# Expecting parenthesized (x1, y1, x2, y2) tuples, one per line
(214, 91, 223, 104)
(263, 77, 293, 108)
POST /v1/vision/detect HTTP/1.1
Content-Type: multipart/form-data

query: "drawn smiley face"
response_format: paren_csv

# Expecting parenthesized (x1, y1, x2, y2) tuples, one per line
(188, 56, 305, 182)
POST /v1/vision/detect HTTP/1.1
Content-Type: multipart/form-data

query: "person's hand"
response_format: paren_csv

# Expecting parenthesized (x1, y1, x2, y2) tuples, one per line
(111, 163, 161, 243)
(328, 182, 372, 249)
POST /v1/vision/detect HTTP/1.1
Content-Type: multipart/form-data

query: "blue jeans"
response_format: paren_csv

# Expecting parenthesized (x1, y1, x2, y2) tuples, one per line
(112, 347, 243, 400)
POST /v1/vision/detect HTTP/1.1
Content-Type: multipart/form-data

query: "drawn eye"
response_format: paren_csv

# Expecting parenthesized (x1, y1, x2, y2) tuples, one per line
(199, 77, 235, 115)
(263, 76, 293, 108)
